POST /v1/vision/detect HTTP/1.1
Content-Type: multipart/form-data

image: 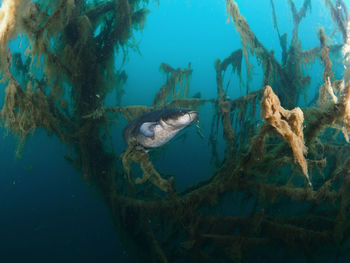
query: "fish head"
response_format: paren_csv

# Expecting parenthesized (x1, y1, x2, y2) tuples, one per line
(161, 109, 199, 129)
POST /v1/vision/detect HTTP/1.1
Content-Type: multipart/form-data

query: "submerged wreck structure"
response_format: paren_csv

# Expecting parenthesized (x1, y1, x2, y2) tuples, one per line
(1, 0, 350, 261)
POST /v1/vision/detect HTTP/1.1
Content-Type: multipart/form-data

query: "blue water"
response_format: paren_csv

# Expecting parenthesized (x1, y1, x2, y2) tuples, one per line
(0, 130, 131, 262)
(1, 0, 349, 262)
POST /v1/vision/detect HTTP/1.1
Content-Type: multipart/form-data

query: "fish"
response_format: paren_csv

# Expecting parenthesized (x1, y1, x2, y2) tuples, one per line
(192, 92, 201, 99)
(123, 108, 199, 151)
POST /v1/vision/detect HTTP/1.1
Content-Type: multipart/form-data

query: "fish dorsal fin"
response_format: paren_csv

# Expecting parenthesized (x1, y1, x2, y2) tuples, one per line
(139, 122, 157, 137)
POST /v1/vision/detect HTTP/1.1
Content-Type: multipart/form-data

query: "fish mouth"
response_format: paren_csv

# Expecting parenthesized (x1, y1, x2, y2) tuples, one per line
(187, 111, 199, 123)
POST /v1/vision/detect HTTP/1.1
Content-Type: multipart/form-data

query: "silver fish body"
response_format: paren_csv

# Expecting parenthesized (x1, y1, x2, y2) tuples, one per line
(123, 108, 199, 150)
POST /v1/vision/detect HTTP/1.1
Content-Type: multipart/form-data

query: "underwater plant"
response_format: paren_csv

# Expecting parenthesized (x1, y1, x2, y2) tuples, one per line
(1, 0, 350, 262)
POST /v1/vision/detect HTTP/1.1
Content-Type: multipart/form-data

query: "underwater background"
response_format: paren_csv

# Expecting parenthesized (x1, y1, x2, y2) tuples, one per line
(1, 0, 350, 262)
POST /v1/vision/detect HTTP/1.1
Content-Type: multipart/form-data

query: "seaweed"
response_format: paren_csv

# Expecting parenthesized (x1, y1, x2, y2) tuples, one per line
(153, 62, 193, 107)
(261, 85, 310, 186)
(1, 0, 350, 262)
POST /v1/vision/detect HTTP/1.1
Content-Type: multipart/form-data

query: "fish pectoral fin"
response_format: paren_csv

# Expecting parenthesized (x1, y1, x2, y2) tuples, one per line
(135, 145, 149, 153)
(139, 122, 157, 138)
